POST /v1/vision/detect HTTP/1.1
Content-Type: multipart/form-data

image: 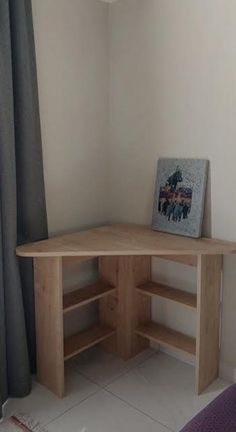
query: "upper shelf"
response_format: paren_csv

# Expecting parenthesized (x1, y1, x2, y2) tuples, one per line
(16, 224, 236, 257)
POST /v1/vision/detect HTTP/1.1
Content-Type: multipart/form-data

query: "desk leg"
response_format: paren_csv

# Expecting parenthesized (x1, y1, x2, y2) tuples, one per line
(196, 254, 222, 394)
(34, 257, 64, 397)
(99, 256, 151, 360)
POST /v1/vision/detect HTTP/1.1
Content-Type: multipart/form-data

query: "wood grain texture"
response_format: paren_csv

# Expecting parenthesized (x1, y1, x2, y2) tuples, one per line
(34, 257, 64, 397)
(137, 281, 197, 309)
(64, 324, 115, 360)
(195, 255, 222, 394)
(26, 225, 226, 397)
(136, 322, 196, 355)
(99, 256, 151, 359)
(98, 257, 119, 354)
(63, 282, 117, 313)
(16, 224, 236, 257)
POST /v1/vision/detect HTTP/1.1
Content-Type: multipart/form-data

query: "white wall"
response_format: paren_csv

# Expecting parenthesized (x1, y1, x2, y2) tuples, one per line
(109, 0, 236, 378)
(32, 0, 109, 236)
(32, 0, 110, 334)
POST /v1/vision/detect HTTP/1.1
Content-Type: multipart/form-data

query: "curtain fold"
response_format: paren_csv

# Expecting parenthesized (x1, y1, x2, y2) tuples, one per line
(0, 0, 48, 418)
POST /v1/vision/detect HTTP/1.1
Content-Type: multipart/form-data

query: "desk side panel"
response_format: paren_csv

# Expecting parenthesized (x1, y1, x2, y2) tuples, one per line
(196, 254, 222, 394)
(34, 257, 64, 397)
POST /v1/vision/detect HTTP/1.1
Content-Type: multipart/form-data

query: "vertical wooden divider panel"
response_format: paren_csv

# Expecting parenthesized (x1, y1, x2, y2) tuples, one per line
(34, 257, 64, 397)
(98, 257, 118, 354)
(196, 254, 222, 394)
(99, 256, 151, 360)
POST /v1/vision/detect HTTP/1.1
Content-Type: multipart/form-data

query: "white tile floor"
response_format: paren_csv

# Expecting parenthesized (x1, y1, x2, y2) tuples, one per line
(2, 348, 230, 432)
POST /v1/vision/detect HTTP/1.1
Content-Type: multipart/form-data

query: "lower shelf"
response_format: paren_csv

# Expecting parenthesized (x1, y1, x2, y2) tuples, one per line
(64, 324, 115, 360)
(136, 322, 196, 355)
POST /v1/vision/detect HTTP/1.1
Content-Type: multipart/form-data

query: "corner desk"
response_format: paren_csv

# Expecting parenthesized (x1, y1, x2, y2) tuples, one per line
(16, 224, 236, 397)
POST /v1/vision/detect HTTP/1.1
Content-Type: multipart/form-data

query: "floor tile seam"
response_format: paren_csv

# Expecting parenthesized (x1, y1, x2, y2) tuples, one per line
(43, 388, 101, 428)
(103, 388, 175, 432)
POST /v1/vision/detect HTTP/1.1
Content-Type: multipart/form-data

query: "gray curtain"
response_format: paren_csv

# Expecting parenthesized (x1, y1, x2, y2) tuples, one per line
(0, 0, 48, 418)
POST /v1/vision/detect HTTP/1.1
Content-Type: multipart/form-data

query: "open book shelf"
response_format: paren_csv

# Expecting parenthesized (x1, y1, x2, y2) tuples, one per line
(16, 224, 233, 397)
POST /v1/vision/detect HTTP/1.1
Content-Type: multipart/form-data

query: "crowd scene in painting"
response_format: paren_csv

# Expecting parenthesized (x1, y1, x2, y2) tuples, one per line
(158, 166, 193, 223)
(158, 195, 191, 222)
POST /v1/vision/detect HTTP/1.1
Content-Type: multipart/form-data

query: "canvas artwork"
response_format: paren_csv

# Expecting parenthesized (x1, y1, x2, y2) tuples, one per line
(152, 158, 209, 238)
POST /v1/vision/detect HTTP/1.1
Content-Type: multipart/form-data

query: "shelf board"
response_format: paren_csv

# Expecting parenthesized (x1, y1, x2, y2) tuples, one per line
(136, 322, 196, 355)
(63, 281, 117, 313)
(64, 324, 115, 360)
(137, 282, 197, 309)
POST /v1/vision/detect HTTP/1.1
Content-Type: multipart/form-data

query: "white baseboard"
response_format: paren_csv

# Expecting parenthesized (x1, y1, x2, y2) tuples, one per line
(219, 362, 236, 383)
(151, 341, 236, 383)
(150, 341, 195, 366)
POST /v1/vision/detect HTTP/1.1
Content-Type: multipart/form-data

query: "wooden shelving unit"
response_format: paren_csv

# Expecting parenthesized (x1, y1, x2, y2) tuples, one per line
(16, 224, 235, 397)
(63, 281, 116, 313)
(136, 281, 196, 358)
(137, 281, 197, 309)
(62, 271, 116, 363)
(136, 322, 196, 355)
(63, 279, 116, 361)
(64, 323, 115, 360)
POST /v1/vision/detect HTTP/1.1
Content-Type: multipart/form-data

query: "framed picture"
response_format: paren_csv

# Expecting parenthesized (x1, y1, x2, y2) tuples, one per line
(152, 158, 209, 238)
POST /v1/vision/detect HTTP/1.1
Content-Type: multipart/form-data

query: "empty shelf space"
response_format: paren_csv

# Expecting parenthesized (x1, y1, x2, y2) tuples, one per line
(64, 324, 115, 360)
(63, 281, 117, 313)
(136, 321, 196, 355)
(154, 254, 197, 267)
(63, 256, 96, 266)
(137, 281, 197, 309)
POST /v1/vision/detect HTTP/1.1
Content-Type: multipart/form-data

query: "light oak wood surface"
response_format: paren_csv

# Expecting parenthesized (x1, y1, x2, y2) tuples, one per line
(137, 281, 197, 309)
(136, 322, 196, 356)
(195, 255, 222, 394)
(63, 282, 116, 313)
(99, 256, 151, 359)
(16, 224, 236, 257)
(34, 257, 64, 397)
(19, 225, 234, 397)
(64, 324, 115, 360)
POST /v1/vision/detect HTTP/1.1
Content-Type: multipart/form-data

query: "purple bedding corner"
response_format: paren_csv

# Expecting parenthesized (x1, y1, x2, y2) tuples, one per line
(180, 384, 236, 432)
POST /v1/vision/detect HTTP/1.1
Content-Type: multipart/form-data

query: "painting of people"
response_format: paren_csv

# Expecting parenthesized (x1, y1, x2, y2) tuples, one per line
(152, 159, 208, 238)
